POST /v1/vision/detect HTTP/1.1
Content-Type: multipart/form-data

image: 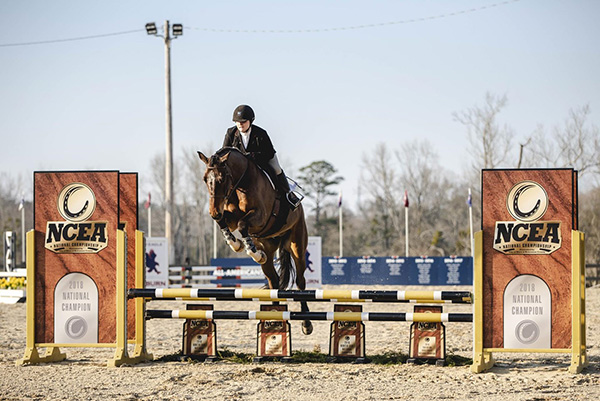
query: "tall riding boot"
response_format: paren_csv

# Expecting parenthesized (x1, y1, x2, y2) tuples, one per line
(276, 172, 301, 210)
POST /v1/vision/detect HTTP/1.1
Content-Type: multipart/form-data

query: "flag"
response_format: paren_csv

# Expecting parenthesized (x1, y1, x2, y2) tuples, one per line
(144, 193, 151, 209)
(467, 190, 472, 207)
(18, 198, 24, 211)
(403, 190, 409, 208)
(338, 190, 342, 208)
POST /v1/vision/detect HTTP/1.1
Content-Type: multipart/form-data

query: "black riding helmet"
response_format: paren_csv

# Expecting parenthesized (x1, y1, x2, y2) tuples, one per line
(232, 105, 255, 122)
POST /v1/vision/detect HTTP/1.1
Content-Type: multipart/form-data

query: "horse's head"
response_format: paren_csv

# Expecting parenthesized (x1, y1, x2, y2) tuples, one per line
(198, 150, 233, 221)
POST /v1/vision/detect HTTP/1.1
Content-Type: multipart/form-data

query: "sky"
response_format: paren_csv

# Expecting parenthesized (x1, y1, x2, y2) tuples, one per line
(1, 0, 599, 211)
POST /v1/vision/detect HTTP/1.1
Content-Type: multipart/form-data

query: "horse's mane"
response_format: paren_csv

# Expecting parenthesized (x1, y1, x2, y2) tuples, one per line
(215, 146, 241, 157)
(210, 147, 253, 168)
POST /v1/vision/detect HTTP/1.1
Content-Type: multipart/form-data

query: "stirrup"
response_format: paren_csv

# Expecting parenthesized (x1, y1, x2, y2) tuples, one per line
(286, 192, 302, 210)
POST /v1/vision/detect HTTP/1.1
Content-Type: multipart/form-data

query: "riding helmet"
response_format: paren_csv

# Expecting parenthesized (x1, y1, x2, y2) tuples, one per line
(232, 105, 255, 122)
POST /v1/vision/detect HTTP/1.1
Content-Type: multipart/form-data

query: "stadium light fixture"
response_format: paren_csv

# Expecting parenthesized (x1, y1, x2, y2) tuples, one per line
(145, 22, 157, 35)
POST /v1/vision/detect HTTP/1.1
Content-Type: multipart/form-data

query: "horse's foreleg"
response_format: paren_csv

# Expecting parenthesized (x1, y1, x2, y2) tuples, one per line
(241, 237, 266, 264)
(216, 219, 243, 252)
(238, 214, 267, 264)
(238, 229, 266, 264)
(222, 228, 243, 252)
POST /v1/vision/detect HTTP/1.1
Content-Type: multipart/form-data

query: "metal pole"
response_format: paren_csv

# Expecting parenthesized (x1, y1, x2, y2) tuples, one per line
(148, 204, 152, 237)
(213, 221, 218, 260)
(164, 20, 174, 265)
(339, 206, 343, 257)
(468, 188, 474, 259)
(405, 207, 409, 257)
(21, 204, 25, 265)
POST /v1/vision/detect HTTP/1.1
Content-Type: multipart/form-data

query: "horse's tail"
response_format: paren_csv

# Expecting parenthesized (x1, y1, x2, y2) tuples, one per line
(278, 247, 296, 290)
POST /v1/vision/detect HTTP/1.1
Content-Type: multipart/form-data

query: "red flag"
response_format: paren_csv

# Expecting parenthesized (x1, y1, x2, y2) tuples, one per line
(144, 193, 151, 209)
(403, 190, 409, 208)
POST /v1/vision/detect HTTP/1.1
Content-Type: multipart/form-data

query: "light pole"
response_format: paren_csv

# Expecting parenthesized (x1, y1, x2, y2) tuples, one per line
(145, 21, 183, 264)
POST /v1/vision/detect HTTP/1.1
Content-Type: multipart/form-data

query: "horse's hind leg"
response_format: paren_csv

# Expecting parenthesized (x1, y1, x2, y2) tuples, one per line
(289, 225, 312, 335)
(260, 252, 280, 290)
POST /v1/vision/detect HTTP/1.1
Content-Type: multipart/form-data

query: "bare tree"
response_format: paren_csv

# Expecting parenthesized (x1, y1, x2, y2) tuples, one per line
(181, 146, 214, 264)
(0, 173, 27, 268)
(527, 104, 600, 179)
(359, 143, 403, 253)
(579, 187, 600, 264)
(453, 92, 514, 171)
(396, 140, 457, 256)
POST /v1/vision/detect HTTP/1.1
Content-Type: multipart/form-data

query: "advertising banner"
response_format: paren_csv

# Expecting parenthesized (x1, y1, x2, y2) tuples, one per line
(305, 236, 322, 287)
(145, 237, 169, 288)
(321, 256, 472, 285)
(213, 256, 472, 286)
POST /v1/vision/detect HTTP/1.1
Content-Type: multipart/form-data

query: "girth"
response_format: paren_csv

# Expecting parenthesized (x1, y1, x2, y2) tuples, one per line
(250, 195, 290, 238)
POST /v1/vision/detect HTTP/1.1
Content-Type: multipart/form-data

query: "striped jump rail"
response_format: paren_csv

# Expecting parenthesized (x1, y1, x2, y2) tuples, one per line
(129, 288, 473, 303)
(136, 297, 461, 304)
(146, 309, 473, 323)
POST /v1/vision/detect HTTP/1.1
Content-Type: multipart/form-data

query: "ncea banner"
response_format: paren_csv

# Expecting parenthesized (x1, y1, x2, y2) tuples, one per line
(322, 256, 472, 286)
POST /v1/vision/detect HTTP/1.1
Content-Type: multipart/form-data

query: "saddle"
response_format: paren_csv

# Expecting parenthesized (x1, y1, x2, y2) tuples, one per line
(216, 147, 293, 238)
(243, 155, 291, 238)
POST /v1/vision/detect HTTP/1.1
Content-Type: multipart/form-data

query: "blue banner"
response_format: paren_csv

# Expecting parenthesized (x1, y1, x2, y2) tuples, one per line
(322, 256, 472, 285)
(212, 256, 472, 286)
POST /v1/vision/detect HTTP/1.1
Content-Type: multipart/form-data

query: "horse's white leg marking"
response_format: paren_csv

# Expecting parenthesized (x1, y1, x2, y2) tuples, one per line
(221, 228, 243, 252)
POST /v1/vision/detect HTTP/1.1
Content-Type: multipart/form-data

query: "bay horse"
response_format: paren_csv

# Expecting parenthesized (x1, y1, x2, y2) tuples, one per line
(197, 147, 313, 335)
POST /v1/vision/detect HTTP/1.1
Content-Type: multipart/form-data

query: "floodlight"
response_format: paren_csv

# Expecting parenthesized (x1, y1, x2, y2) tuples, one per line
(145, 22, 157, 35)
(172, 24, 183, 36)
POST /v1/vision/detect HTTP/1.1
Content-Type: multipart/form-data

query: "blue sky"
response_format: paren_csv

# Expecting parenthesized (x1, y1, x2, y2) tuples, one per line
(1, 0, 599, 210)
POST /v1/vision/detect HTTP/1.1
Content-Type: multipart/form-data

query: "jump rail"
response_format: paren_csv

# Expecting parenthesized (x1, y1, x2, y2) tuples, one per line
(136, 296, 464, 304)
(129, 288, 473, 303)
(146, 309, 474, 322)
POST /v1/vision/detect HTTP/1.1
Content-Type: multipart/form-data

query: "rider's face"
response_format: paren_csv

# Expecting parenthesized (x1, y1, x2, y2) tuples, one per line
(236, 120, 251, 133)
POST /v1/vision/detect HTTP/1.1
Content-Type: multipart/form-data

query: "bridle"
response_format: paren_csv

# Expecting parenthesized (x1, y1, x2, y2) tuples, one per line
(206, 157, 248, 203)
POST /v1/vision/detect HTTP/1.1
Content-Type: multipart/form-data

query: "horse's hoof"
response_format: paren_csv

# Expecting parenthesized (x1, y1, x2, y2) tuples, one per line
(228, 239, 243, 252)
(302, 321, 313, 335)
(256, 251, 267, 264)
(249, 249, 267, 264)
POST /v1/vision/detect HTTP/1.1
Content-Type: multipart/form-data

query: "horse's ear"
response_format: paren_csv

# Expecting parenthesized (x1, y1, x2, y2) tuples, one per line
(197, 151, 209, 165)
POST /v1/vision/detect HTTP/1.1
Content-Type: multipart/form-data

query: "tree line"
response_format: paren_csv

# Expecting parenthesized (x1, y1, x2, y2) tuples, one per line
(1, 93, 599, 268)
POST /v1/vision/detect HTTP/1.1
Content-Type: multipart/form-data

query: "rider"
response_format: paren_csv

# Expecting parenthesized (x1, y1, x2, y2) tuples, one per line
(223, 104, 301, 210)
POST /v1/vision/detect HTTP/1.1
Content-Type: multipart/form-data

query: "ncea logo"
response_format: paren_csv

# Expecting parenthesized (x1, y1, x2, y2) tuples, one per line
(493, 181, 562, 255)
(45, 183, 108, 254)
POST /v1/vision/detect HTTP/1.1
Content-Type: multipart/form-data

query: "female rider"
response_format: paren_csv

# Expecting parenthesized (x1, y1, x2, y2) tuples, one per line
(222, 104, 301, 210)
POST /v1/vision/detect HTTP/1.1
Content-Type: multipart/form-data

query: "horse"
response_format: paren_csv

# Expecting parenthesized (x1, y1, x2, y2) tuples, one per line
(197, 147, 313, 335)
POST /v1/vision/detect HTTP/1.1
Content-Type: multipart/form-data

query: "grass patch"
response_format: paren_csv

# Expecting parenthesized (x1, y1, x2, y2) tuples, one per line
(370, 351, 409, 365)
(154, 353, 185, 362)
(290, 350, 329, 363)
(154, 349, 471, 366)
(445, 353, 472, 367)
(217, 348, 254, 363)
